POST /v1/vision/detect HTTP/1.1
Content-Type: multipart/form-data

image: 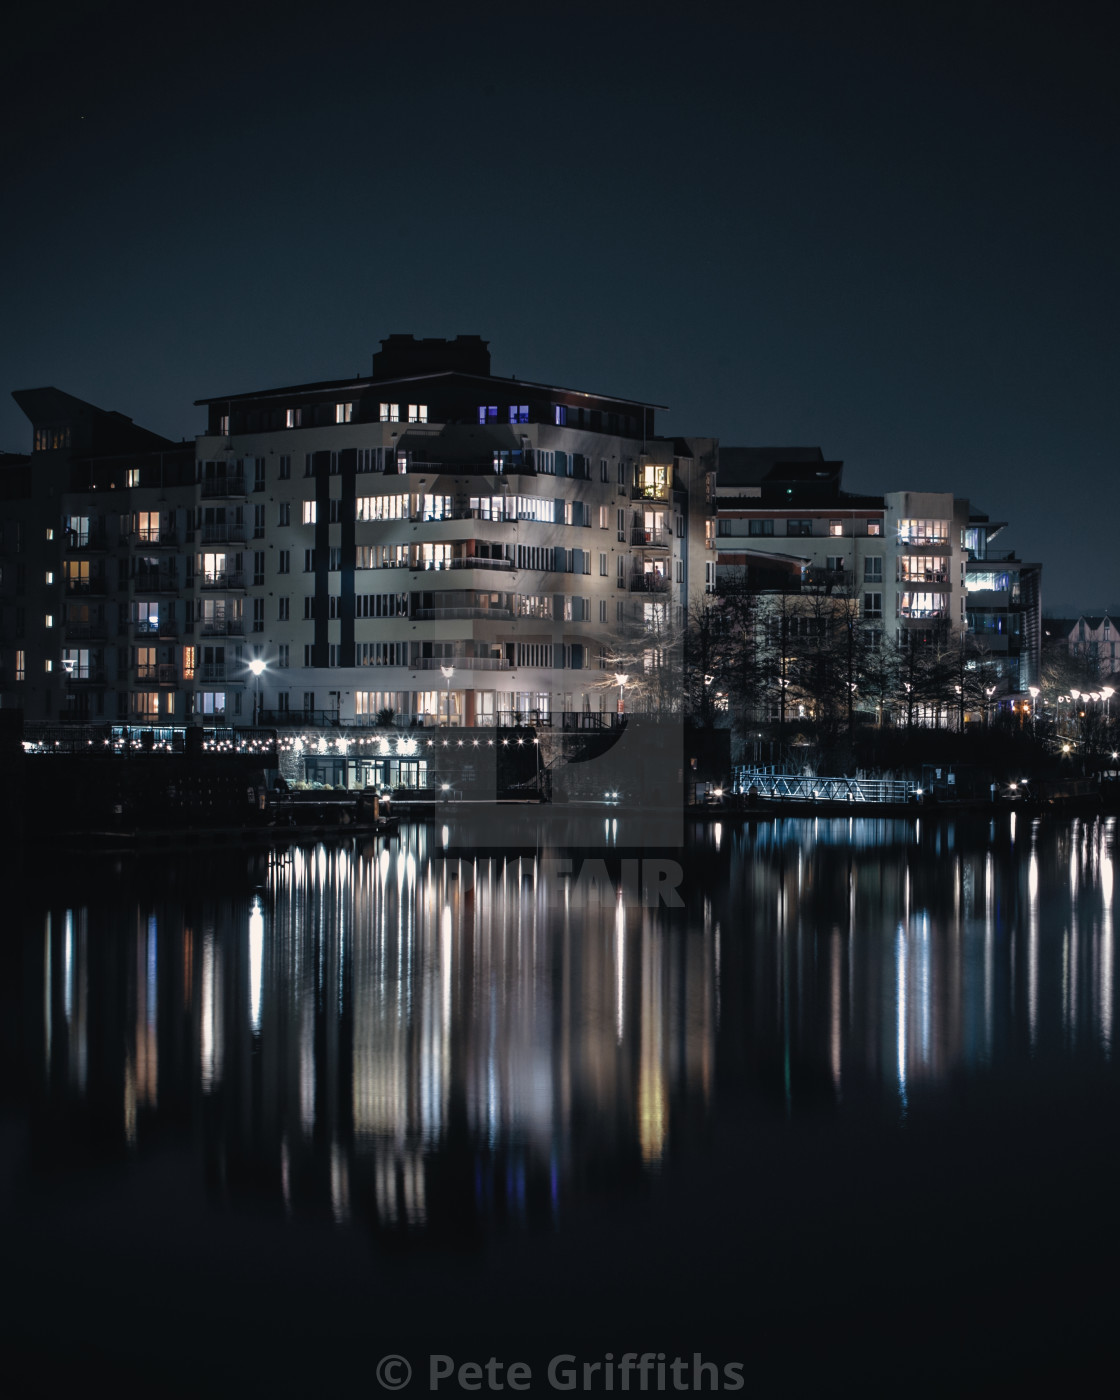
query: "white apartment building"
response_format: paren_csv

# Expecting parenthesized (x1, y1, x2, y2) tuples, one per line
(2, 339, 716, 733)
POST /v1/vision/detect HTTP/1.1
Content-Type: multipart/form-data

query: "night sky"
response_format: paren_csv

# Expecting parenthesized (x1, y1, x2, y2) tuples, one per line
(2, 0, 1116, 611)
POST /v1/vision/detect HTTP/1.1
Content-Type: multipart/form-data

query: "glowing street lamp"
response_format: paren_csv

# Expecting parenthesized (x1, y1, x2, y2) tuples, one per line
(614, 672, 629, 718)
(248, 656, 266, 725)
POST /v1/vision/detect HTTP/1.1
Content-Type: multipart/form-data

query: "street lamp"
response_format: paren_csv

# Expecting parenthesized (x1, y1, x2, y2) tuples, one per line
(1028, 684, 1039, 736)
(248, 656, 265, 726)
(614, 672, 629, 720)
(985, 685, 996, 728)
(440, 664, 454, 728)
(1103, 686, 1115, 723)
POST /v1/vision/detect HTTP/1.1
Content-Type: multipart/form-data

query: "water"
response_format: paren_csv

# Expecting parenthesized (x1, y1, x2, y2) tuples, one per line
(3, 816, 1120, 1395)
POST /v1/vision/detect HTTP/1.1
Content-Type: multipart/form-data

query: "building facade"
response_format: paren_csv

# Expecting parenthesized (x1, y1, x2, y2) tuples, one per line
(0, 339, 716, 741)
(714, 448, 1042, 693)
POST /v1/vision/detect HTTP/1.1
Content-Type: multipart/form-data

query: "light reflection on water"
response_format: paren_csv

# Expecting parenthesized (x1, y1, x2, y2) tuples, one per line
(26, 815, 1120, 1236)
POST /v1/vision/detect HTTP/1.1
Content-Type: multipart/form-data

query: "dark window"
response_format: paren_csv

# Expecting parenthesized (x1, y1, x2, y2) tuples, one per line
(748, 520, 774, 537)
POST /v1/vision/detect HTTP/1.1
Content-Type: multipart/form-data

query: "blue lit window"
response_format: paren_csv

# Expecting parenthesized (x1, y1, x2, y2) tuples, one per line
(478, 405, 499, 425)
(554, 405, 568, 426)
(509, 404, 529, 424)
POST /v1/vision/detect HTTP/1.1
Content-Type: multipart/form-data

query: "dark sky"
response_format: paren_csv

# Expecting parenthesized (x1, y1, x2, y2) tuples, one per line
(2, 0, 1116, 610)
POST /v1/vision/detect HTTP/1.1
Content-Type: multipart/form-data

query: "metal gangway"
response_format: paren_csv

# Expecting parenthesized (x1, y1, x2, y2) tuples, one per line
(734, 766, 918, 803)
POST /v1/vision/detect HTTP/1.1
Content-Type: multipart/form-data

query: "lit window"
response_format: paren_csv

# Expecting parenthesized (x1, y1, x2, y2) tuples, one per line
(379, 403, 399, 423)
(15, 649, 25, 681)
(554, 406, 567, 426)
(829, 520, 843, 536)
(478, 406, 498, 425)
(45, 571, 53, 584)
(45, 659, 53, 672)
(286, 408, 303, 428)
(408, 404, 428, 424)
(45, 528, 54, 541)
(867, 520, 882, 536)
(509, 405, 529, 424)
(45, 614, 53, 628)
(336, 402, 354, 424)
(302, 500, 317, 524)
(127, 468, 140, 487)
(219, 414, 230, 436)
(182, 646, 196, 679)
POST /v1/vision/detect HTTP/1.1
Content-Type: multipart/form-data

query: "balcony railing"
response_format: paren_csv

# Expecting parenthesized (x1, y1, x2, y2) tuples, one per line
(63, 528, 108, 551)
(258, 708, 342, 727)
(200, 474, 246, 498)
(134, 528, 178, 547)
(63, 620, 107, 640)
(63, 667, 106, 684)
(631, 483, 670, 502)
(899, 607, 948, 620)
(201, 524, 248, 544)
(411, 656, 511, 671)
(631, 527, 672, 548)
(199, 572, 245, 590)
(898, 569, 949, 584)
(419, 556, 515, 572)
(200, 663, 240, 683)
(134, 572, 179, 593)
(134, 622, 180, 639)
(199, 618, 244, 636)
(629, 573, 670, 593)
(65, 579, 107, 596)
(410, 607, 516, 621)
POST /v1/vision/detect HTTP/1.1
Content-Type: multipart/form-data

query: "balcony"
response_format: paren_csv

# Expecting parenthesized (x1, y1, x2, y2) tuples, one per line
(65, 578, 107, 596)
(898, 569, 949, 585)
(63, 667, 106, 685)
(199, 618, 244, 636)
(134, 572, 179, 594)
(413, 556, 515, 572)
(899, 607, 948, 621)
(199, 571, 245, 591)
(200, 473, 246, 498)
(410, 607, 516, 621)
(259, 708, 341, 727)
(631, 483, 670, 502)
(134, 527, 178, 547)
(631, 527, 672, 549)
(629, 573, 670, 593)
(63, 526, 108, 551)
(134, 618, 179, 639)
(135, 664, 179, 685)
(200, 523, 248, 544)
(412, 657, 512, 671)
(63, 620, 107, 640)
(200, 663, 243, 684)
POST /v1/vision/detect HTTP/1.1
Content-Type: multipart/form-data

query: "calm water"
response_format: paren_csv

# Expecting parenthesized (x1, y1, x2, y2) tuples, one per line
(4, 816, 1120, 1396)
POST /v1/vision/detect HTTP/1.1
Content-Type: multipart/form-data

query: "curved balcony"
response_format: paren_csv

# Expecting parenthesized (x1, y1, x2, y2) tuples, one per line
(411, 657, 512, 671)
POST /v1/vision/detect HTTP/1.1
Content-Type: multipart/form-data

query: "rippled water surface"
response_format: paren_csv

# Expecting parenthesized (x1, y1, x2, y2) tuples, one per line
(4, 815, 1120, 1396)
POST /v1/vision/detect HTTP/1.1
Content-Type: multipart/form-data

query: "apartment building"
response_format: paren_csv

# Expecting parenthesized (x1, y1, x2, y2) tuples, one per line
(714, 448, 1041, 690)
(0, 339, 716, 732)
